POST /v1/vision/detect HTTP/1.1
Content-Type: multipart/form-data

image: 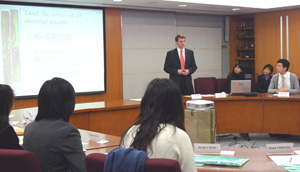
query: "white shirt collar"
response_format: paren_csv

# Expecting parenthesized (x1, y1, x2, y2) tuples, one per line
(177, 47, 185, 53)
(280, 71, 290, 79)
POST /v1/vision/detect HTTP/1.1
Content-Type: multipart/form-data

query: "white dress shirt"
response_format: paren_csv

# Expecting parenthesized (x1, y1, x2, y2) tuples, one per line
(278, 71, 291, 90)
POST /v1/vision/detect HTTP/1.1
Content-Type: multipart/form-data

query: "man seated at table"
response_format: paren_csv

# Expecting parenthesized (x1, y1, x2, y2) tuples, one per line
(268, 59, 300, 94)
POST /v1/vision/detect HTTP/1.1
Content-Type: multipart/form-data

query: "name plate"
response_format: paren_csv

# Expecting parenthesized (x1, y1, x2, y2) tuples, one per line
(215, 92, 226, 98)
(191, 94, 202, 100)
(278, 92, 290, 97)
(267, 143, 294, 154)
(88, 132, 101, 142)
(194, 143, 221, 154)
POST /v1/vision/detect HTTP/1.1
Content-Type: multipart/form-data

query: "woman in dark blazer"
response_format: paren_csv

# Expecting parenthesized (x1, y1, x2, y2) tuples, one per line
(0, 84, 22, 150)
(257, 64, 273, 93)
(23, 78, 85, 172)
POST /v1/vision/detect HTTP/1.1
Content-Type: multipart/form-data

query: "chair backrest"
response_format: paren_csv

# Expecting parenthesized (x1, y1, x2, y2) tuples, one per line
(246, 77, 257, 92)
(0, 149, 41, 172)
(216, 78, 227, 93)
(85, 153, 182, 172)
(194, 77, 217, 94)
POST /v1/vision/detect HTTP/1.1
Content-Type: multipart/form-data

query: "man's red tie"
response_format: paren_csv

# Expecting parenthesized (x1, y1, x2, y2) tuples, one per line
(180, 49, 185, 70)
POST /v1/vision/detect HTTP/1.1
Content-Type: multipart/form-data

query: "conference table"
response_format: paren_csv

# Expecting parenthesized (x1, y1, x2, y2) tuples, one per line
(84, 147, 300, 171)
(10, 108, 121, 153)
(183, 93, 300, 135)
(11, 93, 300, 137)
(195, 147, 300, 172)
(10, 95, 300, 171)
(67, 93, 300, 136)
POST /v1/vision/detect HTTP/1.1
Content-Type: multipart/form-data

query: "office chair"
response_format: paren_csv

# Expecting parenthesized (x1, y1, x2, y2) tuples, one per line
(0, 149, 41, 172)
(216, 78, 227, 93)
(194, 77, 217, 94)
(85, 153, 182, 172)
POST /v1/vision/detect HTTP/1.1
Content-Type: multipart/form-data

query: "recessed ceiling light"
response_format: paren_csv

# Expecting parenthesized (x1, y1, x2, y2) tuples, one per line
(179, 4, 187, 7)
(232, 8, 240, 11)
(113, 0, 122, 2)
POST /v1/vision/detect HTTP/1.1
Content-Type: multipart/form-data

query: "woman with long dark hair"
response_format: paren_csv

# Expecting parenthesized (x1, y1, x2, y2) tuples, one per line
(120, 78, 197, 172)
(0, 84, 22, 149)
(23, 77, 85, 172)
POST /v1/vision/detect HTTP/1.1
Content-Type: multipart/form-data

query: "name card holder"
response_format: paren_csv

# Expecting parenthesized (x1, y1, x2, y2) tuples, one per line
(267, 143, 294, 154)
(278, 92, 290, 97)
(215, 92, 227, 98)
(194, 143, 221, 154)
(191, 94, 202, 100)
(87, 132, 109, 144)
(88, 131, 101, 142)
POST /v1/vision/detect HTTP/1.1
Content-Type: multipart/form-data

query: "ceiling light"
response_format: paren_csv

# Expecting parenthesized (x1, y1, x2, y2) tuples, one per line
(113, 0, 122, 2)
(179, 4, 187, 7)
(163, 0, 300, 9)
(232, 8, 240, 11)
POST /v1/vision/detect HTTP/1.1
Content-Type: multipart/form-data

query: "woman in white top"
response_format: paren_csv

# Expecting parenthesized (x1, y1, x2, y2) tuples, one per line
(120, 78, 197, 172)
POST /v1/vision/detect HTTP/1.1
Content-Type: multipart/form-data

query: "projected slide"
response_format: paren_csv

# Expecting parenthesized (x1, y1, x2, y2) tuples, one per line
(0, 3, 105, 97)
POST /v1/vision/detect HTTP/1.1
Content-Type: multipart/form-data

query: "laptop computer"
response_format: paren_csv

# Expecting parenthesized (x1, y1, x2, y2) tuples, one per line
(231, 80, 251, 95)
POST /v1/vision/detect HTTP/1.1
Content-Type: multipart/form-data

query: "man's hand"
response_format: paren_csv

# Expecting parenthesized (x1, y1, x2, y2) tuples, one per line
(182, 69, 190, 76)
(276, 88, 287, 93)
(177, 69, 183, 75)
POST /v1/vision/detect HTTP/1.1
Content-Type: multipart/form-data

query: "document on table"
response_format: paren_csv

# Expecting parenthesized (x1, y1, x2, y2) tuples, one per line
(130, 98, 142, 101)
(269, 155, 300, 165)
(201, 94, 215, 97)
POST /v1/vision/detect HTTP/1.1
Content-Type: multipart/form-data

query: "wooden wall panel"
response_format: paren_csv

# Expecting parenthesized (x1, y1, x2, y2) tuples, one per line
(286, 9, 300, 75)
(255, 11, 283, 76)
(69, 112, 90, 130)
(13, 8, 123, 109)
(255, 8, 300, 77)
(89, 108, 139, 136)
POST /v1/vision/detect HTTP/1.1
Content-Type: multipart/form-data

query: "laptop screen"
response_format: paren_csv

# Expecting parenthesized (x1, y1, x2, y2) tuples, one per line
(231, 80, 251, 93)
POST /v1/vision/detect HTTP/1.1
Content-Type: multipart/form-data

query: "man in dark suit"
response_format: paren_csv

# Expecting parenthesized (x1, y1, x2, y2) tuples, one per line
(164, 34, 197, 95)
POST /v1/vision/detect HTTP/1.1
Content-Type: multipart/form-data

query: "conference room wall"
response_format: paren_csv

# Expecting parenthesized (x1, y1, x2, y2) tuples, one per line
(122, 10, 225, 99)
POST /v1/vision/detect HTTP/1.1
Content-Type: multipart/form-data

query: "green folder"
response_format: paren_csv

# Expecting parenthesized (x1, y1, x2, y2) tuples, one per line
(280, 164, 300, 172)
(194, 155, 249, 167)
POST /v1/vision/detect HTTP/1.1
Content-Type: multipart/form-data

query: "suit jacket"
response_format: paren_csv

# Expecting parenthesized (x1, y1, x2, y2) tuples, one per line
(23, 119, 86, 172)
(268, 73, 300, 94)
(164, 48, 197, 94)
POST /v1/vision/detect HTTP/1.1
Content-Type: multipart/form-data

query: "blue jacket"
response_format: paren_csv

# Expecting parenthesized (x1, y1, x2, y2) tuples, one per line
(104, 147, 148, 172)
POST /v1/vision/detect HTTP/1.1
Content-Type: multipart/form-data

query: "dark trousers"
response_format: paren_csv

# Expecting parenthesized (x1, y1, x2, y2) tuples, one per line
(179, 76, 191, 95)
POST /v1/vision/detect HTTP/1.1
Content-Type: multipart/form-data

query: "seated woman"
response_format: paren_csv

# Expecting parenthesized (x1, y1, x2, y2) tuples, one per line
(226, 64, 251, 141)
(23, 78, 86, 172)
(0, 84, 22, 150)
(120, 78, 197, 172)
(257, 64, 273, 93)
(226, 63, 245, 93)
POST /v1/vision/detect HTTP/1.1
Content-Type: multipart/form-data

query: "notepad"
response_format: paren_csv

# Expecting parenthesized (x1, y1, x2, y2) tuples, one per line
(280, 164, 300, 171)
